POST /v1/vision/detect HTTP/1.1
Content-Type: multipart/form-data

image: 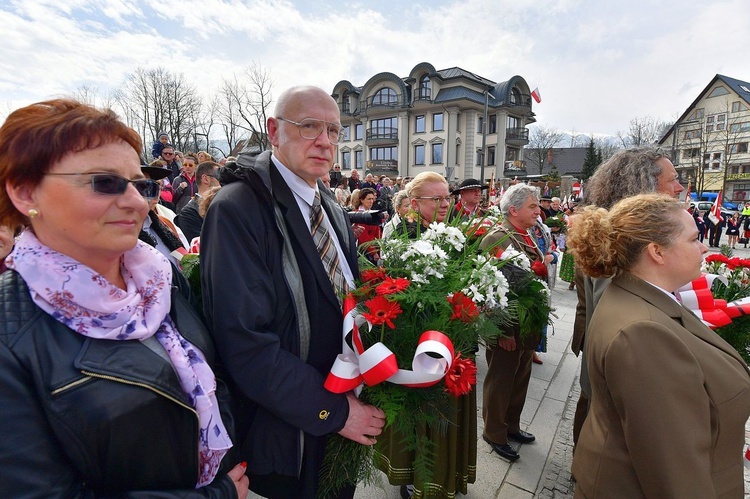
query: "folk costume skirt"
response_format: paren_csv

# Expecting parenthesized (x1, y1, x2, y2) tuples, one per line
(559, 251, 576, 283)
(373, 391, 477, 498)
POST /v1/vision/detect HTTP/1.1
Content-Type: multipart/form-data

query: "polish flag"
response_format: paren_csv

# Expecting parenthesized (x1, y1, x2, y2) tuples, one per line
(708, 190, 724, 225)
(531, 87, 542, 103)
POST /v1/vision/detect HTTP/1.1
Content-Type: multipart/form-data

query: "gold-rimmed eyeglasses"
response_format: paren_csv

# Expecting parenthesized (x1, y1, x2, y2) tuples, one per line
(277, 117, 344, 145)
(413, 196, 453, 204)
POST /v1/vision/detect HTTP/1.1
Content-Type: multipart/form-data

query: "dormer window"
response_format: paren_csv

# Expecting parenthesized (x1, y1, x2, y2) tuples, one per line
(419, 75, 431, 100)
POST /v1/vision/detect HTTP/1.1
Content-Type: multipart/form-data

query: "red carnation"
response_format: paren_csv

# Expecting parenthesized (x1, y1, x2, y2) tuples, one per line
(444, 353, 477, 397)
(705, 254, 730, 265)
(362, 295, 402, 329)
(361, 267, 388, 283)
(531, 260, 548, 278)
(375, 277, 410, 296)
(448, 292, 479, 323)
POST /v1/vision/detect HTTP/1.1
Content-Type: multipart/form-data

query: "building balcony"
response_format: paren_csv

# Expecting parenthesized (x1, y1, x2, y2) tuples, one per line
(506, 127, 530, 146)
(504, 160, 527, 178)
(509, 94, 532, 111)
(339, 103, 353, 116)
(366, 127, 399, 145)
(363, 93, 403, 111)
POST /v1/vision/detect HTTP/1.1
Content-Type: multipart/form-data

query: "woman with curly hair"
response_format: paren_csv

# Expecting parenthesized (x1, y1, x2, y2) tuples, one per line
(568, 193, 750, 498)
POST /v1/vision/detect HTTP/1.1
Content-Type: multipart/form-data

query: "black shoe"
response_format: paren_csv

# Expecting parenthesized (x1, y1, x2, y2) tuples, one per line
(483, 435, 520, 461)
(508, 430, 536, 444)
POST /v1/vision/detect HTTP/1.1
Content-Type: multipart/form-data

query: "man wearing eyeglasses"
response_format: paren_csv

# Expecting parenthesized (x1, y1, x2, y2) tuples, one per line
(201, 86, 385, 498)
(159, 144, 182, 183)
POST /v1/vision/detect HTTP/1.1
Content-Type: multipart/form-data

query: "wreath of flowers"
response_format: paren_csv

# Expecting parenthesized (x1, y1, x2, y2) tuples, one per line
(318, 218, 513, 497)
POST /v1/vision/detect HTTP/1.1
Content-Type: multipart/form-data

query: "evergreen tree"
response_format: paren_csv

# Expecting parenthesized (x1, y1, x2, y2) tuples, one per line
(581, 139, 599, 180)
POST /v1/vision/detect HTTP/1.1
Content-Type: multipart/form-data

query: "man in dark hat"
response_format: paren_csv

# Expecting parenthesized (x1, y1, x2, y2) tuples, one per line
(539, 195, 554, 220)
(452, 178, 488, 219)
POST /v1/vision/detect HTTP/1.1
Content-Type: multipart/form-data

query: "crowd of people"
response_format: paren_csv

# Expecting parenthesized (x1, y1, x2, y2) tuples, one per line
(0, 89, 748, 499)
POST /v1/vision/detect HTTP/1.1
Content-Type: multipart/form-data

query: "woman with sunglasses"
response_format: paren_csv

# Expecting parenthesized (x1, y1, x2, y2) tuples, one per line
(0, 99, 248, 498)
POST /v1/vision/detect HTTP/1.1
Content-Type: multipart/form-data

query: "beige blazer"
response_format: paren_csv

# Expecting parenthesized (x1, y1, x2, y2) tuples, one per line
(573, 272, 750, 498)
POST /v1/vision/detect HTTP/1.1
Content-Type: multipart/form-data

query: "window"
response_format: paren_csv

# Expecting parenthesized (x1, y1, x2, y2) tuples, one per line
(704, 152, 722, 170)
(355, 150, 363, 169)
(731, 142, 749, 154)
(688, 108, 705, 121)
(370, 146, 397, 160)
(683, 148, 700, 159)
(354, 124, 363, 140)
(487, 146, 496, 166)
(370, 117, 398, 140)
(415, 115, 426, 133)
(431, 143, 443, 164)
(418, 75, 431, 100)
(507, 115, 520, 128)
(706, 113, 726, 132)
(478, 116, 484, 133)
(341, 125, 350, 142)
(505, 147, 519, 162)
(488, 115, 497, 134)
(432, 113, 444, 131)
(708, 86, 730, 98)
(730, 122, 750, 133)
(684, 129, 702, 140)
(415, 145, 425, 165)
(732, 101, 749, 113)
(373, 88, 397, 105)
(341, 151, 351, 169)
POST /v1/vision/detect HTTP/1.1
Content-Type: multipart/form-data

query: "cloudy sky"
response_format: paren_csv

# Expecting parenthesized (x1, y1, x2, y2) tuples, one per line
(1, 0, 748, 137)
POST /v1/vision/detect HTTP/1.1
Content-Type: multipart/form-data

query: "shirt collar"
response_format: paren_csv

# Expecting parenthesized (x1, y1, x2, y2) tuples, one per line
(272, 154, 317, 206)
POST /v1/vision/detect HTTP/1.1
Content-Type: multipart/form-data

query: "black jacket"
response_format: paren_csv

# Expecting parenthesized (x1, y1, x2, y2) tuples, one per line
(0, 270, 237, 498)
(175, 196, 203, 243)
(200, 150, 357, 481)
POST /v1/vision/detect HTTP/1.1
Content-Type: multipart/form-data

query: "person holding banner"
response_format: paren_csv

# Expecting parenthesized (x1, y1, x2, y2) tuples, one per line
(568, 194, 750, 498)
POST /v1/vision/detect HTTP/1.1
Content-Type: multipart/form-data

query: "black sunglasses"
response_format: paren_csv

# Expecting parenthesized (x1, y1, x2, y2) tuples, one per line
(47, 172, 161, 199)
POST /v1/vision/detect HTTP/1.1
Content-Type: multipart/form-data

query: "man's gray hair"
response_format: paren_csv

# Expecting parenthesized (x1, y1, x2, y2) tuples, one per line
(585, 146, 669, 209)
(500, 183, 539, 216)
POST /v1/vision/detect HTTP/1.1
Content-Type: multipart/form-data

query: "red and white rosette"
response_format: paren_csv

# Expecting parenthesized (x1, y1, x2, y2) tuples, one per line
(324, 296, 455, 393)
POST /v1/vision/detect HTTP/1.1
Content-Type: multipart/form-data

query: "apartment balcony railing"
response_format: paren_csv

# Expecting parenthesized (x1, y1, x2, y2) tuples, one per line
(366, 127, 399, 144)
(506, 127, 530, 145)
(414, 89, 432, 102)
(363, 93, 403, 111)
(509, 94, 532, 110)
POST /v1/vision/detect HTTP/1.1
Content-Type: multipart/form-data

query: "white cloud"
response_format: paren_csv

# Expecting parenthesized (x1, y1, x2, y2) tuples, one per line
(1, 0, 749, 136)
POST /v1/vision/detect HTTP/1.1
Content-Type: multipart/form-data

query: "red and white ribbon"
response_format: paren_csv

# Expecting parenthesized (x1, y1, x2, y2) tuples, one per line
(676, 273, 750, 328)
(324, 296, 455, 393)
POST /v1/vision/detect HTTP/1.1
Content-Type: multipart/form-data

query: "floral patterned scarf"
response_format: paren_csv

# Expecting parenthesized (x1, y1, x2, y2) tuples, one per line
(5, 231, 231, 488)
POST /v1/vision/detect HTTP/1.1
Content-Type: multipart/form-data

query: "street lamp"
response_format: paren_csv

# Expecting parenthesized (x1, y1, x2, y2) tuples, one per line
(479, 87, 496, 188)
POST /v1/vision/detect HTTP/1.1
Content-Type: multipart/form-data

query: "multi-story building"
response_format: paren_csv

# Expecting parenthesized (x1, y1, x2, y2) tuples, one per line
(659, 74, 750, 202)
(331, 62, 536, 183)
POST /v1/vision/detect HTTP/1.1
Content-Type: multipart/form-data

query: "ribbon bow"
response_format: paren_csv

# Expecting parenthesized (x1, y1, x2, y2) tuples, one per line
(324, 296, 455, 393)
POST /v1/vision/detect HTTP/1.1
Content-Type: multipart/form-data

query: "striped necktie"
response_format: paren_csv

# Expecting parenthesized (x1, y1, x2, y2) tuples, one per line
(310, 191, 349, 302)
